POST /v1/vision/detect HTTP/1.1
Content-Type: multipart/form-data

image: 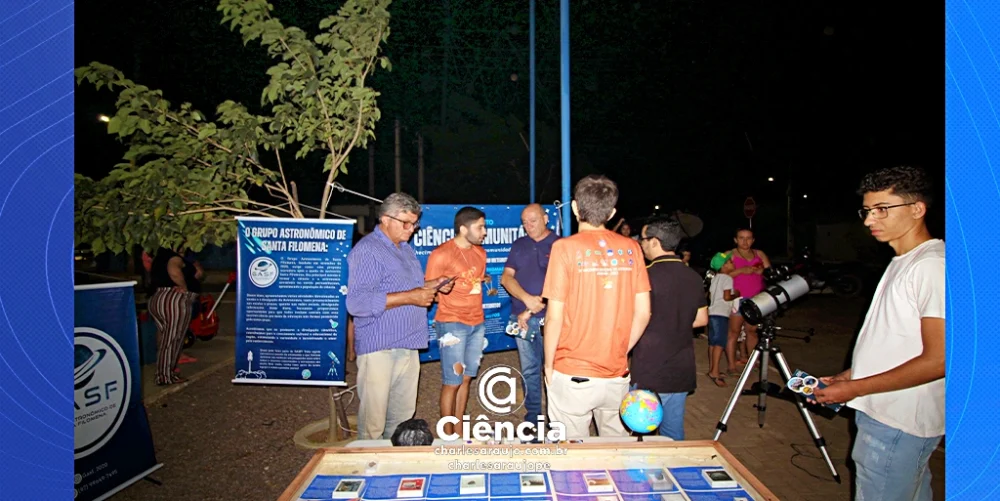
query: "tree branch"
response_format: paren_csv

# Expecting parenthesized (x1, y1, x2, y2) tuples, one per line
(321, 101, 365, 214)
(274, 149, 301, 218)
(161, 112, 265, 171)
(211, 198, 295, 216)
(178, 206, 277, 218)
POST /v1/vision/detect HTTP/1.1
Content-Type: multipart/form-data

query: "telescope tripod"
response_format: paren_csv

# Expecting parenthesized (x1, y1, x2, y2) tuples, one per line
(712, 319, 841, 483)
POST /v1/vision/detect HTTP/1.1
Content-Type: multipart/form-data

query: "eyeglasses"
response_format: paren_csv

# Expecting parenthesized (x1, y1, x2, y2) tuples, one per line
(858, 203, 915, 220)
(386, 214, 420, 230)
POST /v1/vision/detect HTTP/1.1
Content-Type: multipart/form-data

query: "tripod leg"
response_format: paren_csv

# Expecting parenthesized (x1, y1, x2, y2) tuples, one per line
(712, 346, 763, 441)
(756, 344, 771, 428)
(772, 350, 843, 484)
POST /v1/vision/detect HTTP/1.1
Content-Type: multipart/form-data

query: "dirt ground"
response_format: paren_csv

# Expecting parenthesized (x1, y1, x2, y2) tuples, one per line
(114, 294, 944, 501)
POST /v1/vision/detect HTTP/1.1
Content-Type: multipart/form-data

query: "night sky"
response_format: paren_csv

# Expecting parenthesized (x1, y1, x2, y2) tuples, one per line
(74, 1, 943, 257)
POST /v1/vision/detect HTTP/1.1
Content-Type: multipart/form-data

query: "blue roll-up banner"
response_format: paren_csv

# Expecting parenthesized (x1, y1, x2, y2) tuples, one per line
(412, 205, 558, 362)
(74, 282, 161, 501)
(233, 217, 356, 386)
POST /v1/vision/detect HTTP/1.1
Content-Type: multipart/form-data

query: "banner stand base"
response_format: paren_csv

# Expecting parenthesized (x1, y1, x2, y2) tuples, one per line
(92, 463, 163, 501)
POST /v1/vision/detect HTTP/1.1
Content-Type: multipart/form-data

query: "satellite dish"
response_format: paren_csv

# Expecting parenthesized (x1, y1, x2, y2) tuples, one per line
(674, 211, 704, 238)
(633, 211, 704, 238)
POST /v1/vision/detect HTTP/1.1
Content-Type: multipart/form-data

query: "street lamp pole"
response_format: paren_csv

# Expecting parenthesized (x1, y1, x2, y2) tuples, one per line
(786, 178, 794, 258)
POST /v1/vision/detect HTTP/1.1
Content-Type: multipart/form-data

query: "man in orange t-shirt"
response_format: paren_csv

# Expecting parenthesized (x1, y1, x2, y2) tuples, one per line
(425, 207, 488, 436)
(542, 175, 652, 437)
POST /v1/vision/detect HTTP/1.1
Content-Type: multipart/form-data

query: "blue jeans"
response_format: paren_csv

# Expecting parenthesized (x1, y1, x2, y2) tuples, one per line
(853, 410, 941, 501)
(510, 314, 544, 422)
(437, 322, 486, 385)
(631, 384, 687, 440)
(657, 392, 688, 440)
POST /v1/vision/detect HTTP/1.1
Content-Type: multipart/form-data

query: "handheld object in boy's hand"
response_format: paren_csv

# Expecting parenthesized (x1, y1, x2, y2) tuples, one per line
(788, 369, 842, 412)
(434, 276, 457, 290)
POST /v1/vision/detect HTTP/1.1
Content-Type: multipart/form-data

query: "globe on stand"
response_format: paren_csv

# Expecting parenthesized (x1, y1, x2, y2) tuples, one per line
(619, 389, 664, 441)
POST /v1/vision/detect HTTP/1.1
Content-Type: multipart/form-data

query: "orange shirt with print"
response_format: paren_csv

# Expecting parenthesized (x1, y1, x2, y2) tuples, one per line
(542, 229, 651, 378)
(425, 239, 487, 325)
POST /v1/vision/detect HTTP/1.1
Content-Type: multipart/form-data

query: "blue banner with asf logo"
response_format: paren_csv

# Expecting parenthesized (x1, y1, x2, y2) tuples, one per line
(233, 217, 356, 386)
(74, 282, 160, 501)
(412, 205, 559, 362)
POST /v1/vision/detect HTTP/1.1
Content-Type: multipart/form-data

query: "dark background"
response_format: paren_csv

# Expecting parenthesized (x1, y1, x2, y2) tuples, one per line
(75, 0, 943, 259)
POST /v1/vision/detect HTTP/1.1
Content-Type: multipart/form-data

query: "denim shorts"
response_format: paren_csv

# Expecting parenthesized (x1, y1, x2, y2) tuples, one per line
(436, 321, 487, 385)
(708, 315, 729, 347)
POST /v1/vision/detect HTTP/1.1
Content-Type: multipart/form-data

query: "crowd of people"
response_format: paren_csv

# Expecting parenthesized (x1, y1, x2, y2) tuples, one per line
(345, 166, 944, 501)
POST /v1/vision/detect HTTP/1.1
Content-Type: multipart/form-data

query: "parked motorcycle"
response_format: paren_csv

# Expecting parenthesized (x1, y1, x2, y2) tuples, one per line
(792, 248, 865, 297)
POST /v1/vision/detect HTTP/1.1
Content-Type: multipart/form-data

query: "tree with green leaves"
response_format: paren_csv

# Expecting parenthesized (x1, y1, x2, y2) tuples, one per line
(74, 0, 391, 255)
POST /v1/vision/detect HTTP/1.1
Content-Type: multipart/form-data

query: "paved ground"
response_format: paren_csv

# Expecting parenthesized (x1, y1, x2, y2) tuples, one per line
(119, 294, 944, 501)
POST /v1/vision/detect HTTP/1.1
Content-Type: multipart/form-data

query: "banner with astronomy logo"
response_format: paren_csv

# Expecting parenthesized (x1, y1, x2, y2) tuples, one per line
(233, 217, 356, 386)
(74, 282, 160, 501)
(412, 204, 559, 362)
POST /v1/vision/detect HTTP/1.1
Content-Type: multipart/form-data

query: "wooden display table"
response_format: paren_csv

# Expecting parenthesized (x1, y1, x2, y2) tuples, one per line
(280, 440, 778, 501)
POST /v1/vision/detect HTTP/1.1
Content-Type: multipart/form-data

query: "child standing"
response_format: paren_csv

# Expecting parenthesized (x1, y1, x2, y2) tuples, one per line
(706, 252, 739, 386)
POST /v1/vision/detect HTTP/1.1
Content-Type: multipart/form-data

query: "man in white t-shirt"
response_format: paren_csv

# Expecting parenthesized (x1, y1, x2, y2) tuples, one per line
(814, 165, 944, 501)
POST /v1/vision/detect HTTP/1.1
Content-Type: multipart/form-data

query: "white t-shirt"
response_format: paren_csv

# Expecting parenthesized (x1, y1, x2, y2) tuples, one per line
(847, 238, 945, 438)
(708, 273, 735, 317)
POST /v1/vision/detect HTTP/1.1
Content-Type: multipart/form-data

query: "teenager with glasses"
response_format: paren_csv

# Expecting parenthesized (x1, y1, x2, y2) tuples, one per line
(814, 165, 944, 501)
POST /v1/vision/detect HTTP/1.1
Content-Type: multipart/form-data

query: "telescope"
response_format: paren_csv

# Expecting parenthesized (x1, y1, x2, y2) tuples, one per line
(715, 262, 840, 483)
(738, 265, 810, 326)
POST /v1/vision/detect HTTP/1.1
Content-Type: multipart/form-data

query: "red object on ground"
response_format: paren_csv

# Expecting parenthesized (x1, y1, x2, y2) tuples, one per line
(177, 353, 198, 364)
(189, 295, 219, 340)
(227, 271, 237, 284)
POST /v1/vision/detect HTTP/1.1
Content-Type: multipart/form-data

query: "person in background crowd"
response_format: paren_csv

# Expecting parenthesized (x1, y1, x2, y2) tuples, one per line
(706, 252, 738, 387)
(613, 218, 639, 241)
(631, 218, 708, 440)
(725, 228, 770, 376)
(175, 250, 205, 366)
(148, 247, 201, 385)
(424, 207, 488, 437)
(542, 175, 651, 437)
(814, 166, 944, 501)
(347, 193, 454, 440)
(501, 203, 560, 430)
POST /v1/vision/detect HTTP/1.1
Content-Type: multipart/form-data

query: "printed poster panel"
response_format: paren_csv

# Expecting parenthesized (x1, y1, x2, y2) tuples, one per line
(74, 282, 160, 501)
(233, 217, 356, 386)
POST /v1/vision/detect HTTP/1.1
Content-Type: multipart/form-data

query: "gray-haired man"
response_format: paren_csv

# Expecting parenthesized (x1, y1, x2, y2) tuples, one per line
(347, 193, 454, 440)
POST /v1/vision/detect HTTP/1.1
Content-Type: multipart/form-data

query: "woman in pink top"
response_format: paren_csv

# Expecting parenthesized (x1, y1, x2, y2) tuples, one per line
(726, 228, 771, 375)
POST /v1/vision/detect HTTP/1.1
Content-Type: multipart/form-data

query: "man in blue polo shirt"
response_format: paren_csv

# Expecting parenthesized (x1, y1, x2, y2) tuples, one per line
(347, 193, 454, 440)
(500, 204, 560, 426)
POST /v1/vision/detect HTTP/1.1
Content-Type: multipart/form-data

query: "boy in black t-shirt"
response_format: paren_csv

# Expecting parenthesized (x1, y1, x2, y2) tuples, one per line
(632, 219, 709, 440)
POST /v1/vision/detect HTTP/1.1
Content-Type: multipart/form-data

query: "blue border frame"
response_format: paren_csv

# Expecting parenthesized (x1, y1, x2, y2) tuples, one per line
(0, 0, 76, 497)
(0, 0, 993, 497)
(945, 2, 1000, 498)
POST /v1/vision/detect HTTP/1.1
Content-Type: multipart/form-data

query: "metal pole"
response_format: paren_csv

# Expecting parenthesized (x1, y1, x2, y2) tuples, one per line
(368, 145, 375, 198)
(559, 0, 571, 235)
(394, 119, 401, 193)
(368, 144, 376, 230)
(529, 0, 536, 203)
(786, 178, 794, 257)
(418, 134, 425, 203)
